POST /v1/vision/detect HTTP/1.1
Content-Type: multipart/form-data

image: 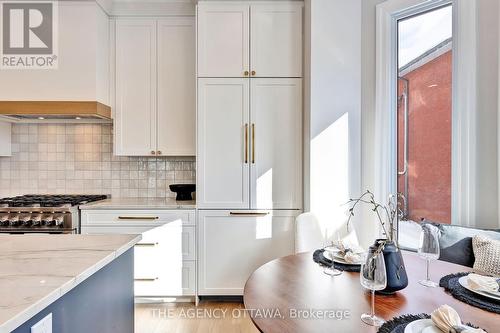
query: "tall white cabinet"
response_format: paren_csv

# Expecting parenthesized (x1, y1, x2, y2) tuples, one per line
(197, 78, 302, 210)
(197, 79, 250, 209)
(250, 79, 303, 210)
(114, 17, 195, 156)
(197, 1, 303, 296)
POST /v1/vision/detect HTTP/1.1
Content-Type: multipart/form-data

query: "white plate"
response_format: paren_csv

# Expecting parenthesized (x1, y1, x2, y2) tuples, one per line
(404, 319, 441, 333)
(323, 250, 364, 265)
(458, 276, 500, 302)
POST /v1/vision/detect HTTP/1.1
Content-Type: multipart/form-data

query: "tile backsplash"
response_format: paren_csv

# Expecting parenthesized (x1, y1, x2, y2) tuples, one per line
(0, 124, 195, 198)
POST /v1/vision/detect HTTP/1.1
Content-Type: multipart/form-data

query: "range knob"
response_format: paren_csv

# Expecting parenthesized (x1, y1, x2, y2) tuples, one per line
(0, 214, 9, 226)
(20, 214, 33, 227)
(41, 214, 54, 226)
(9, 214, 20, 226)
(31, 214, 42, 226)
(53, 214, 65, 227)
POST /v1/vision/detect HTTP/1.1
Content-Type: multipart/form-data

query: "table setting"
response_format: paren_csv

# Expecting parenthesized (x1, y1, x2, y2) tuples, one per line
(311, 191, 496, 332)
(312, 241, 365, 273)
(439, 272, 500, 313)
(378, 305, 486, 333)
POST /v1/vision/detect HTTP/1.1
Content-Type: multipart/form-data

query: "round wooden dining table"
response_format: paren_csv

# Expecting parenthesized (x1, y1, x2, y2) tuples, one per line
(243, 251, 498, 333)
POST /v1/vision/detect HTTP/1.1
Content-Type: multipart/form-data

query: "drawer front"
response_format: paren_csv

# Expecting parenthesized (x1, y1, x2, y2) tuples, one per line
(134, 261, 196, 296)
(198, 210, 297, 295)
(82, 224, 196, 261)
(81, 210, 195, 226)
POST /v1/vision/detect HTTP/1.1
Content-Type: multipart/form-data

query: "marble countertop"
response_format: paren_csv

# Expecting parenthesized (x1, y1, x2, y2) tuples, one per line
(79, 197, 196, 210)
(0, 234, 141, 333)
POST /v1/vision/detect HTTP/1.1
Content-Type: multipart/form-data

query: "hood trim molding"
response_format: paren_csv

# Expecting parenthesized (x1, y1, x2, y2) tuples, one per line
(0, 101, 112, 120)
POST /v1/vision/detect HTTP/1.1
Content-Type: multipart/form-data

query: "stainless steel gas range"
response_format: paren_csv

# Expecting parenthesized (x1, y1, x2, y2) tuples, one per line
(0, 195, 108, 234)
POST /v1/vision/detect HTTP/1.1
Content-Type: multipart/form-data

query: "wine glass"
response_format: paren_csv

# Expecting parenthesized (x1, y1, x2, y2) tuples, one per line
(360, 246, 387, 327)
(418, 224, 440, 287)
(323, 226, 342, 276)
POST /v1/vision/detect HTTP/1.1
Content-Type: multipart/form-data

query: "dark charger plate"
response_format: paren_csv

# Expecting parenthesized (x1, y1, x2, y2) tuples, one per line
(169, 184, 196, 201)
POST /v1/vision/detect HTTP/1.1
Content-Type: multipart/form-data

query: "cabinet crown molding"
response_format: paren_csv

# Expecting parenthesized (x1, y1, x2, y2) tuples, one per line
(108, 1, 196, 16)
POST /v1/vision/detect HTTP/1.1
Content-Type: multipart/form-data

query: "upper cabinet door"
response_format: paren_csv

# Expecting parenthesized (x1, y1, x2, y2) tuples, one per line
(250, 4, 303, 78)
(197, 4, 250, 78)
(157, 18, 196, 156)
(197, 79, 250, 209)
(115, 19, 157, 156)
(250, 79, 303, 210)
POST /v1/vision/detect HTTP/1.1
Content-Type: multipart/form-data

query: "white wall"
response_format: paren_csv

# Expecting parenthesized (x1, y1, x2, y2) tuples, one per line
(475, 0, 499, 228)
(305, 0, 363, 244)
(360, 0, 386, 243)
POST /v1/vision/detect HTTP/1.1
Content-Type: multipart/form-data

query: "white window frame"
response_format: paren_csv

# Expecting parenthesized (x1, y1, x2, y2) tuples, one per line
(375, 0, 477, 227)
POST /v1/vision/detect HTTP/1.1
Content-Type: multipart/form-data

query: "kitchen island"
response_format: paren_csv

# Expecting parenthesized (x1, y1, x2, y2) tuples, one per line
(0, 234, 141, 333)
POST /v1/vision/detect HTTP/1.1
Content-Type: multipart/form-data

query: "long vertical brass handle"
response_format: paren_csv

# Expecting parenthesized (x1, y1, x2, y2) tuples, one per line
(251, 123, 255, 163)
(244, 124, 249, 163)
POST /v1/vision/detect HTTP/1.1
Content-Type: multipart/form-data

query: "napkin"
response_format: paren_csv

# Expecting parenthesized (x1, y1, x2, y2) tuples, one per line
(332, 240, 364, 254)
(467, 273, 500, 293)
(344, 252, 361, 264)
(431, 305, 486, 333)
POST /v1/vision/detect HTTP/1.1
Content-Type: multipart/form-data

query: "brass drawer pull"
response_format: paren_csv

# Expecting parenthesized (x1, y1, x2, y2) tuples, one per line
(118, 216, 159, 220)
(251, 70, 256, 76)
(251, 123, 255, 163)
(229, 212, 269, 216)
(135, 242, 158, 247)
(244, 123, 249, 163)
(134, 278, 158, 282)
(244, 70, 249, 76)
(151, 150, 156, 155)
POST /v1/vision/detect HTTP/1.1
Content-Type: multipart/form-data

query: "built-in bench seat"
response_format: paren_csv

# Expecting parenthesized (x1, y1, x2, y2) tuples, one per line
(399, 220, 500, 267)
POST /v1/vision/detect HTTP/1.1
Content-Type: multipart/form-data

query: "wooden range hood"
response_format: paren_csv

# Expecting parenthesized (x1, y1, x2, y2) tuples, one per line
(0, 101, 111, 120)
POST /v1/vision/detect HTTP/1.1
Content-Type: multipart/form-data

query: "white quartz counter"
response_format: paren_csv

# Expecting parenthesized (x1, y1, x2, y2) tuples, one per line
(0, 234, 141, 333)
(79, 197, 196, 210)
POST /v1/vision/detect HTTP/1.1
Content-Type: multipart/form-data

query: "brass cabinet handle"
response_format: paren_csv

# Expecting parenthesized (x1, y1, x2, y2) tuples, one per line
(134, 278, 158, 282)
(244, 123, 249, 163)
(135, 242, 158, 247)
(251, 123, 255, 163)
(151, 150, 156, 155)
(244, 71, 249, 76)
(157, 150, 162, 155)
(118, 216, 159, 220)
(251, 70, 256, 76)
(230, 211, 269, 216)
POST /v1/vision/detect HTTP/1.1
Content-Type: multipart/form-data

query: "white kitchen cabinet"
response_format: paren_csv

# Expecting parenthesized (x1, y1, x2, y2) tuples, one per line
(197, 78, 302, 210)
(250, 4, 303, 78)
(197, 78, 250, 209)
(250, 79, 302, 209)
(198, 210, 296, 295)
(197, 3, 249, 78)
(114, 18, 195, 156)
(81, 209, 196, 297)
(157, 18, 196, 156)
(115, 19, 157, 156)
(197, 2, 303, 78)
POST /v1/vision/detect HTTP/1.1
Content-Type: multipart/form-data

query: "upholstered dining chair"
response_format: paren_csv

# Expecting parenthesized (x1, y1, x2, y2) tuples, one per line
(295, 212, 324, 253)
